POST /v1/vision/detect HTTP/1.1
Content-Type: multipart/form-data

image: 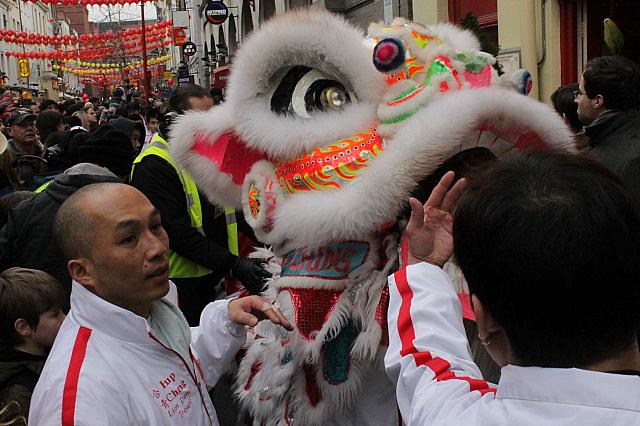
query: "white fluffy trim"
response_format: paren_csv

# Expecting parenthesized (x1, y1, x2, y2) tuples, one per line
(169, 105, 243, 208)
(429, 22, 482, 51)
(225, 9, 385, 159)
(260, 88, 574, 254)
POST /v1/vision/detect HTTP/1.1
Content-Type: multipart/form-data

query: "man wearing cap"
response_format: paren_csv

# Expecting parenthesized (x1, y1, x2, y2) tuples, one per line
(5, 111, 43, 158)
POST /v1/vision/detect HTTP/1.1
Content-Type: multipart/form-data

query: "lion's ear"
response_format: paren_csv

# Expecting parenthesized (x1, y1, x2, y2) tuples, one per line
(170, 105, 267, 209)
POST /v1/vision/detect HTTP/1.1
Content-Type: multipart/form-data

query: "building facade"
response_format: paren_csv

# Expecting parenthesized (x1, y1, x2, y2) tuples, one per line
(415, 0, 640, 105)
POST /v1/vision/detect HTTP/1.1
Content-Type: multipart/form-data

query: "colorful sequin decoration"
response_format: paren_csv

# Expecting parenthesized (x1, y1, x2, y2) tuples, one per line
(285, 288, 342, 341)
(275, 129, 383, 194)
(322, 321, 355, 384)
(248, 183, 261, 218)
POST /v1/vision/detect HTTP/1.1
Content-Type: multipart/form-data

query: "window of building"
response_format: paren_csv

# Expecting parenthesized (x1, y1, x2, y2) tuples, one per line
(448, 0, 498, 46)
(241, 0, 254, 39)
(228, 13, 237, 57)
(260, 0, 276, 24)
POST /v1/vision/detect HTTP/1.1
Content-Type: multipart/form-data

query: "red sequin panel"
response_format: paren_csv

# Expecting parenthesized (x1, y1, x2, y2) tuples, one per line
(303, 363, 322, 407)
(285, 288, 342, 341)
(376, 285, 390, 347)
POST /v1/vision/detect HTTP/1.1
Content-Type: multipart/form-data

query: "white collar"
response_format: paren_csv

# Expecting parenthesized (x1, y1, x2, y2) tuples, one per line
(497, 364, 640, 412)
(69, 281, 185, 346)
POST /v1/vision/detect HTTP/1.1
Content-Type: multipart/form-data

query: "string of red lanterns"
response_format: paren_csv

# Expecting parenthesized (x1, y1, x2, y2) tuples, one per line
(22, 0, 155, 5)
(4, 38, 173, 60)
(0, 20, 172, 47)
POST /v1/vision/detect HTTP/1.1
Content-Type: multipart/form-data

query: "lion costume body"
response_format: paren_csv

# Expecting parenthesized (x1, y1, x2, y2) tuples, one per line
(170, 10, 572, 425)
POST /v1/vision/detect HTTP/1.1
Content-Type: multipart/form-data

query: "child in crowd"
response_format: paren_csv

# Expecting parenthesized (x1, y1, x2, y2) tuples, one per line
(0, 268, 66, 421)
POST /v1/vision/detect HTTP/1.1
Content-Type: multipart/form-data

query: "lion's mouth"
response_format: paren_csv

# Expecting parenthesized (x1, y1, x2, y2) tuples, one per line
(274, 128, 381, 194)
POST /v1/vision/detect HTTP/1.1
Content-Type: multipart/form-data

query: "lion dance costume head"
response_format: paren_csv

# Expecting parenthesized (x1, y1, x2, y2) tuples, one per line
(171, 9, 572, 425)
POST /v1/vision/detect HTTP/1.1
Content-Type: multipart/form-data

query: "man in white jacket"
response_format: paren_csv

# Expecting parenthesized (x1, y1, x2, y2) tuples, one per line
(29, 183, 291, 425)
(386, 152, 640, 425)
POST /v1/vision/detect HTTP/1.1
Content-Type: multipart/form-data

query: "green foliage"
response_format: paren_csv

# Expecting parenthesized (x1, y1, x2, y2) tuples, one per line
(459, 12, 504, 75)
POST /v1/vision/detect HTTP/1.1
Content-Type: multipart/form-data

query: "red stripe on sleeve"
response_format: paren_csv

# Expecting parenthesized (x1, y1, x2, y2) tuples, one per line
(394, 267, 496, 395)
(61, 326, 92, 426)
(395, 268, 417, 357)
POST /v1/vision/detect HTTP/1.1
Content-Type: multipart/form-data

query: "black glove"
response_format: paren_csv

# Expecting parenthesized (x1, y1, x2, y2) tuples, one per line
(231, 257, 271, 294)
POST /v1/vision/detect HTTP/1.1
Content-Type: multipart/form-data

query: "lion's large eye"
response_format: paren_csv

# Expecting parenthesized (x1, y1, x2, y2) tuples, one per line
(270, 66, 355, 118)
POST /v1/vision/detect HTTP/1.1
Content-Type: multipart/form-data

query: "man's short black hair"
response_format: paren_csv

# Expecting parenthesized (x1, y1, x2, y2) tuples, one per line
(583, 55, 640, 111)
(39, 99, 60, 112)
(127, 100, 141, 113)
(453, 151, 640, 368)
(168, 84, 211, 114)
(145, 107, 159, 122)
(550, 84, 582, 132)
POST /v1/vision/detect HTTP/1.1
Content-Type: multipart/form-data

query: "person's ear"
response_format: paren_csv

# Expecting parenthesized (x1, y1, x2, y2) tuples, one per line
(471, 294, 501, 343)
(5, 126, 13, 137)
(67, 259, 96, 289)
(14, 318, 33, 338)
(594, 94, 605, 109)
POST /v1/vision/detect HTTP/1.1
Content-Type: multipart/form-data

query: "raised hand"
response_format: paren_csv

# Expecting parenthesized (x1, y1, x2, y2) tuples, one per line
(405, 171, 468, 267)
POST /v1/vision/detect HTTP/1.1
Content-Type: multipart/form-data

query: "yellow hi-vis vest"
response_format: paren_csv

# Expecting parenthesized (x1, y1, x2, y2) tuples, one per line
(131, 134, 239, 279)
(35, 180, 52, 193)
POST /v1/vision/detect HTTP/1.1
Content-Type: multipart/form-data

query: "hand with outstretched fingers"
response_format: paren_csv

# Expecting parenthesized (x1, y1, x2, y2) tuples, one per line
(228, 295, 293, 331)
(406, 171, 468, 268)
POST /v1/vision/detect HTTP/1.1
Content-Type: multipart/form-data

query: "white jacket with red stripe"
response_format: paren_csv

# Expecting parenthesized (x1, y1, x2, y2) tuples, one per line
(29, 282, 246, 425)
(386, 263, 640, 425)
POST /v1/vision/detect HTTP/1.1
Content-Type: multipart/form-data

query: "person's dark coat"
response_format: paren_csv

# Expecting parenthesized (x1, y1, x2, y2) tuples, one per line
(0, 346, 45, 421)
(0, 164, 119, 296)
(585, 109, 640, 203)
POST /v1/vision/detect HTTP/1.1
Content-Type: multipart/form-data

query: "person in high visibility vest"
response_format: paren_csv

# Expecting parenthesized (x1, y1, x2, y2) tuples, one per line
(130, 84, 270, 326)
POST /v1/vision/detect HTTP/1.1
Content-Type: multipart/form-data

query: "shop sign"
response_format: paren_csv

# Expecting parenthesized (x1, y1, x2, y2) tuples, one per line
(182, 42, 197, 57)
(205, 1, 229, 25)
(173, 28, 187, 45)
(18, 59, 30, 78)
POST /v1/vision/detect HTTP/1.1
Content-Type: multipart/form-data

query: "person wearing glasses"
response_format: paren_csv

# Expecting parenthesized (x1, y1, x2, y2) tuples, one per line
(575, 55, 640, 202)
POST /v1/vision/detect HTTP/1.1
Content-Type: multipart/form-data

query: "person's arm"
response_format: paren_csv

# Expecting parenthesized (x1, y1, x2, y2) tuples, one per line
(130, 155, 237, 277)
(385, 172, 495, 424)
(620, 156, 640, 206)
(191, 296, 292, 388)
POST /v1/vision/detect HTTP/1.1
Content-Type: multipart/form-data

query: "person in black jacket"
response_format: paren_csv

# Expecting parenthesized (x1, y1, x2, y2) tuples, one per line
(576, 55, 640, 203)
(0, 163, 122, 297)
(130, 84, 269, 326)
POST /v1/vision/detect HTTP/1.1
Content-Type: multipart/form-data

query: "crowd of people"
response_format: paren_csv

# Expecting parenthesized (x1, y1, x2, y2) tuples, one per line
(0, 53, 638, 425)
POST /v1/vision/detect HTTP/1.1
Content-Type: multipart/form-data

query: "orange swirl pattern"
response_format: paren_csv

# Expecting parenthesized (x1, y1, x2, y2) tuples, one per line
(275, 129, 383, 194)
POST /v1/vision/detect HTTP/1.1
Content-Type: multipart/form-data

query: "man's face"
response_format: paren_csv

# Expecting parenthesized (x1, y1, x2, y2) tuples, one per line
(148, 117, 159, 133)
(79, 186, 170, 317)
(7, 119, 37, 144)
(131, 128, 141, 151)
(30, 104, 40, 115)
(31, 308, 66, 352)
(188, 96, 213, 112)
(576, 76, 601, 125)
(44, 104, 59, 112)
